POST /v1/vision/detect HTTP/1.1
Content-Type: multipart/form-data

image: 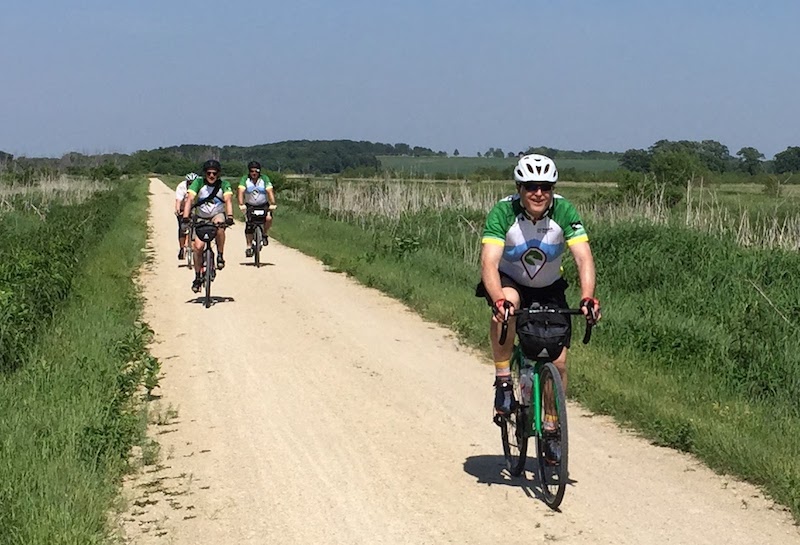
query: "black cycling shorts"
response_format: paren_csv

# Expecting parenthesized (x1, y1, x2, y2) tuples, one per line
(475, 274, 571, 348)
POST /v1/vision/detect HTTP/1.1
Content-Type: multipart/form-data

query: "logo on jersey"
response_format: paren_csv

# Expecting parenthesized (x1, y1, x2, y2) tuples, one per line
(521, 248, 546, 279)
(571, 222, 584, 232)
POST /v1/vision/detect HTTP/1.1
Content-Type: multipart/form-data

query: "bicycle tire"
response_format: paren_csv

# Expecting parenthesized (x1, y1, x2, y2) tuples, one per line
(204, 249, 213, 308)
(536, 362, 569, 509)
(254, 226, 262, 268)
(500, 373, 529, 476)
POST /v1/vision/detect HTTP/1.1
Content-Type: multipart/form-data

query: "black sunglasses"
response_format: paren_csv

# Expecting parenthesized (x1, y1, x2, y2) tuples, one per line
(519, 182, 554, 193)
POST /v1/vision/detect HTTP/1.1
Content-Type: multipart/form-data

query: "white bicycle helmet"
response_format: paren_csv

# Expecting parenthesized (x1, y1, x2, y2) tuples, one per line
(184, 173, 200, 183)
(514, 154, 558, 184)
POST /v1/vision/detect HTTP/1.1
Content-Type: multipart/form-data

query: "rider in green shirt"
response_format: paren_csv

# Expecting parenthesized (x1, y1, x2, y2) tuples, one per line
(181, 159, 234, 292)
(237, 161, 277, 257)
(476, 154, 601, 459)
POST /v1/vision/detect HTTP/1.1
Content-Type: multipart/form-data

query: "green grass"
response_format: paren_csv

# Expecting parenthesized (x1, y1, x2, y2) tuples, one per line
(377, 155, 620, 176)
(272, 181, 800, 521)
(0, 179, 152, 545)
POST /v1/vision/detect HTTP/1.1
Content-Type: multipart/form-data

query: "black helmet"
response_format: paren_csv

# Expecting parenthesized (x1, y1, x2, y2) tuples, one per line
(202, 159, 221, 172)
(247, 161, 261, 171)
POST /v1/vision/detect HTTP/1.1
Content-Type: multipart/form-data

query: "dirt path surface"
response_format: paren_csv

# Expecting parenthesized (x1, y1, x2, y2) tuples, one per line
(120, 179, 799, 544)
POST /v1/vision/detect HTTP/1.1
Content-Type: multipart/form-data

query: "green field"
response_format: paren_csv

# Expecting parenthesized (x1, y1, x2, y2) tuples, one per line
(377, 155, 621, 176)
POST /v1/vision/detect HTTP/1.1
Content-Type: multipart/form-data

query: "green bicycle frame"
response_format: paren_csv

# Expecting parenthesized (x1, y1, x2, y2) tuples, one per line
(512, 344, 545, 437)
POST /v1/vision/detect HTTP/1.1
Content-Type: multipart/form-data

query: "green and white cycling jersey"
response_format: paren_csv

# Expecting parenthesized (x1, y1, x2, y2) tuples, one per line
(187, 179, 233, 219)
(481, 194, 588, 288)
(238, 175, 273, 206)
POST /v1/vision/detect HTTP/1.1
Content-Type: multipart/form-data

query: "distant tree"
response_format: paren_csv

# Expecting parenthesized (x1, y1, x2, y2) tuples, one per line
(648, 139, 731, 173)
(493, 148, 505, 159)
(507, 151, 515, 158)
(651, 149, 707, 187)
(394, 143, 412, 156)
(525, 146, 559, 158)
(774, 147, 800, 173)
(477, 152, 482, 158)
(736, 147, 765, 175)
(697, 140, 731, 173)
(620, 149, 651, 173)
(453, 149, 460, 157)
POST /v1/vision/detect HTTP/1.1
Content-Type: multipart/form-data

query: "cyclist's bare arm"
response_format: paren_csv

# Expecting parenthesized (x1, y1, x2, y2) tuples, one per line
(182, 194, 194, 220)
(480, 243, 505, 303)
(568, 240, 601, 321)
(267, 187, 276, 207)
(223, 193, 233, 218)
(237, 186, 246, 208)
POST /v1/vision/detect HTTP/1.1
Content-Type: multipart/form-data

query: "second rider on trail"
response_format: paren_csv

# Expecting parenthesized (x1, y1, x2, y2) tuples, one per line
(237, 160, 276, 258)
(182, 159, 234, 293)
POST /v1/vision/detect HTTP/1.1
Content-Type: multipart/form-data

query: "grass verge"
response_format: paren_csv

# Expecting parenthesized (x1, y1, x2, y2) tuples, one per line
(0, 179, 154, 544)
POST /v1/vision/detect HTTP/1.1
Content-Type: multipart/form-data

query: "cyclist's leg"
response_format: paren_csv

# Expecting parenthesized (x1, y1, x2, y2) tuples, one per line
(191, 226, 205, 274)
(244, 206, 255, 249)
(536, 279, 571, 430)
(478, 273, 522, 414)
(211, 213, 226, 267)
(177, 216, 187, 257)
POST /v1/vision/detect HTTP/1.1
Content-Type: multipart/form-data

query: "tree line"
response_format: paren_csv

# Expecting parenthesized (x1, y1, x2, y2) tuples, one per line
(0, 140, 446, 180)
(620, 139, 800, 176)
(3, 139, 800, 182)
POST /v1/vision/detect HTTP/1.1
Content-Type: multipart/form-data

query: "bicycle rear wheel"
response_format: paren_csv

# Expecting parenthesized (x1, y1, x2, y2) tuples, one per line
(536, 362, 569, 509)
(204, 249, 213, 308)
(185, 242, 194, 268)
(254, 226, 262, 268)
(499, 374, 528, 476)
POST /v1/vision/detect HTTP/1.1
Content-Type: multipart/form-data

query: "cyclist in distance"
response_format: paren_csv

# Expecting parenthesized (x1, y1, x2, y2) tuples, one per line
(475, 154, 601, 431)
(237, 160, 276, 257)
(175, 172, 199, 260)
(181, 159, 234, 292)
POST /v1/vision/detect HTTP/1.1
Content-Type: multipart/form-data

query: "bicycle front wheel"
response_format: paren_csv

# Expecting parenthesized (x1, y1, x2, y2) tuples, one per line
(254, 226, 262, 268)
(500, 375, 529, 476)
(186, 243, 194, 268)
(536, 362, 569, 509)
(204, 249, 213, 308)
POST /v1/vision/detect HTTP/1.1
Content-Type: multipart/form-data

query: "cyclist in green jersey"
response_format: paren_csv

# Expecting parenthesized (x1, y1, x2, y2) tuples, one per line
(181, 159, 234, 292)
(237, 161, 277, 257)
(476, 154, 601, 437)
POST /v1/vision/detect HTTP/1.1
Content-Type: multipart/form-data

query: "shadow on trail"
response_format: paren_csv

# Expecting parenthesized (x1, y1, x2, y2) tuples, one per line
(186, 295, 236, 306)
(238, 261, 276, 267)
(463, 454, 577, 507)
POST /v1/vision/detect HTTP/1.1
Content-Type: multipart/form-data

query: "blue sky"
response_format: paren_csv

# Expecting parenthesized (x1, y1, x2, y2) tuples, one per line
(1, 0, 798, 158)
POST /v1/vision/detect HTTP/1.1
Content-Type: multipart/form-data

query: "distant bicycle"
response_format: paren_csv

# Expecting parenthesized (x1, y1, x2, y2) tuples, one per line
(245, 205, 274, 268)
(496, 303, 593, 509)
(193, 218, 231, 308)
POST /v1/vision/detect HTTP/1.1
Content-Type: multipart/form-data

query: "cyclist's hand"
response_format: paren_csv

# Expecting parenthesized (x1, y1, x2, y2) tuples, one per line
(491, 298, 514, 324)
(580, 297, 601, 325)
(239, 204, 246, 212)
(268, 204, 277, 211)
(225, 216, 235, 226)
